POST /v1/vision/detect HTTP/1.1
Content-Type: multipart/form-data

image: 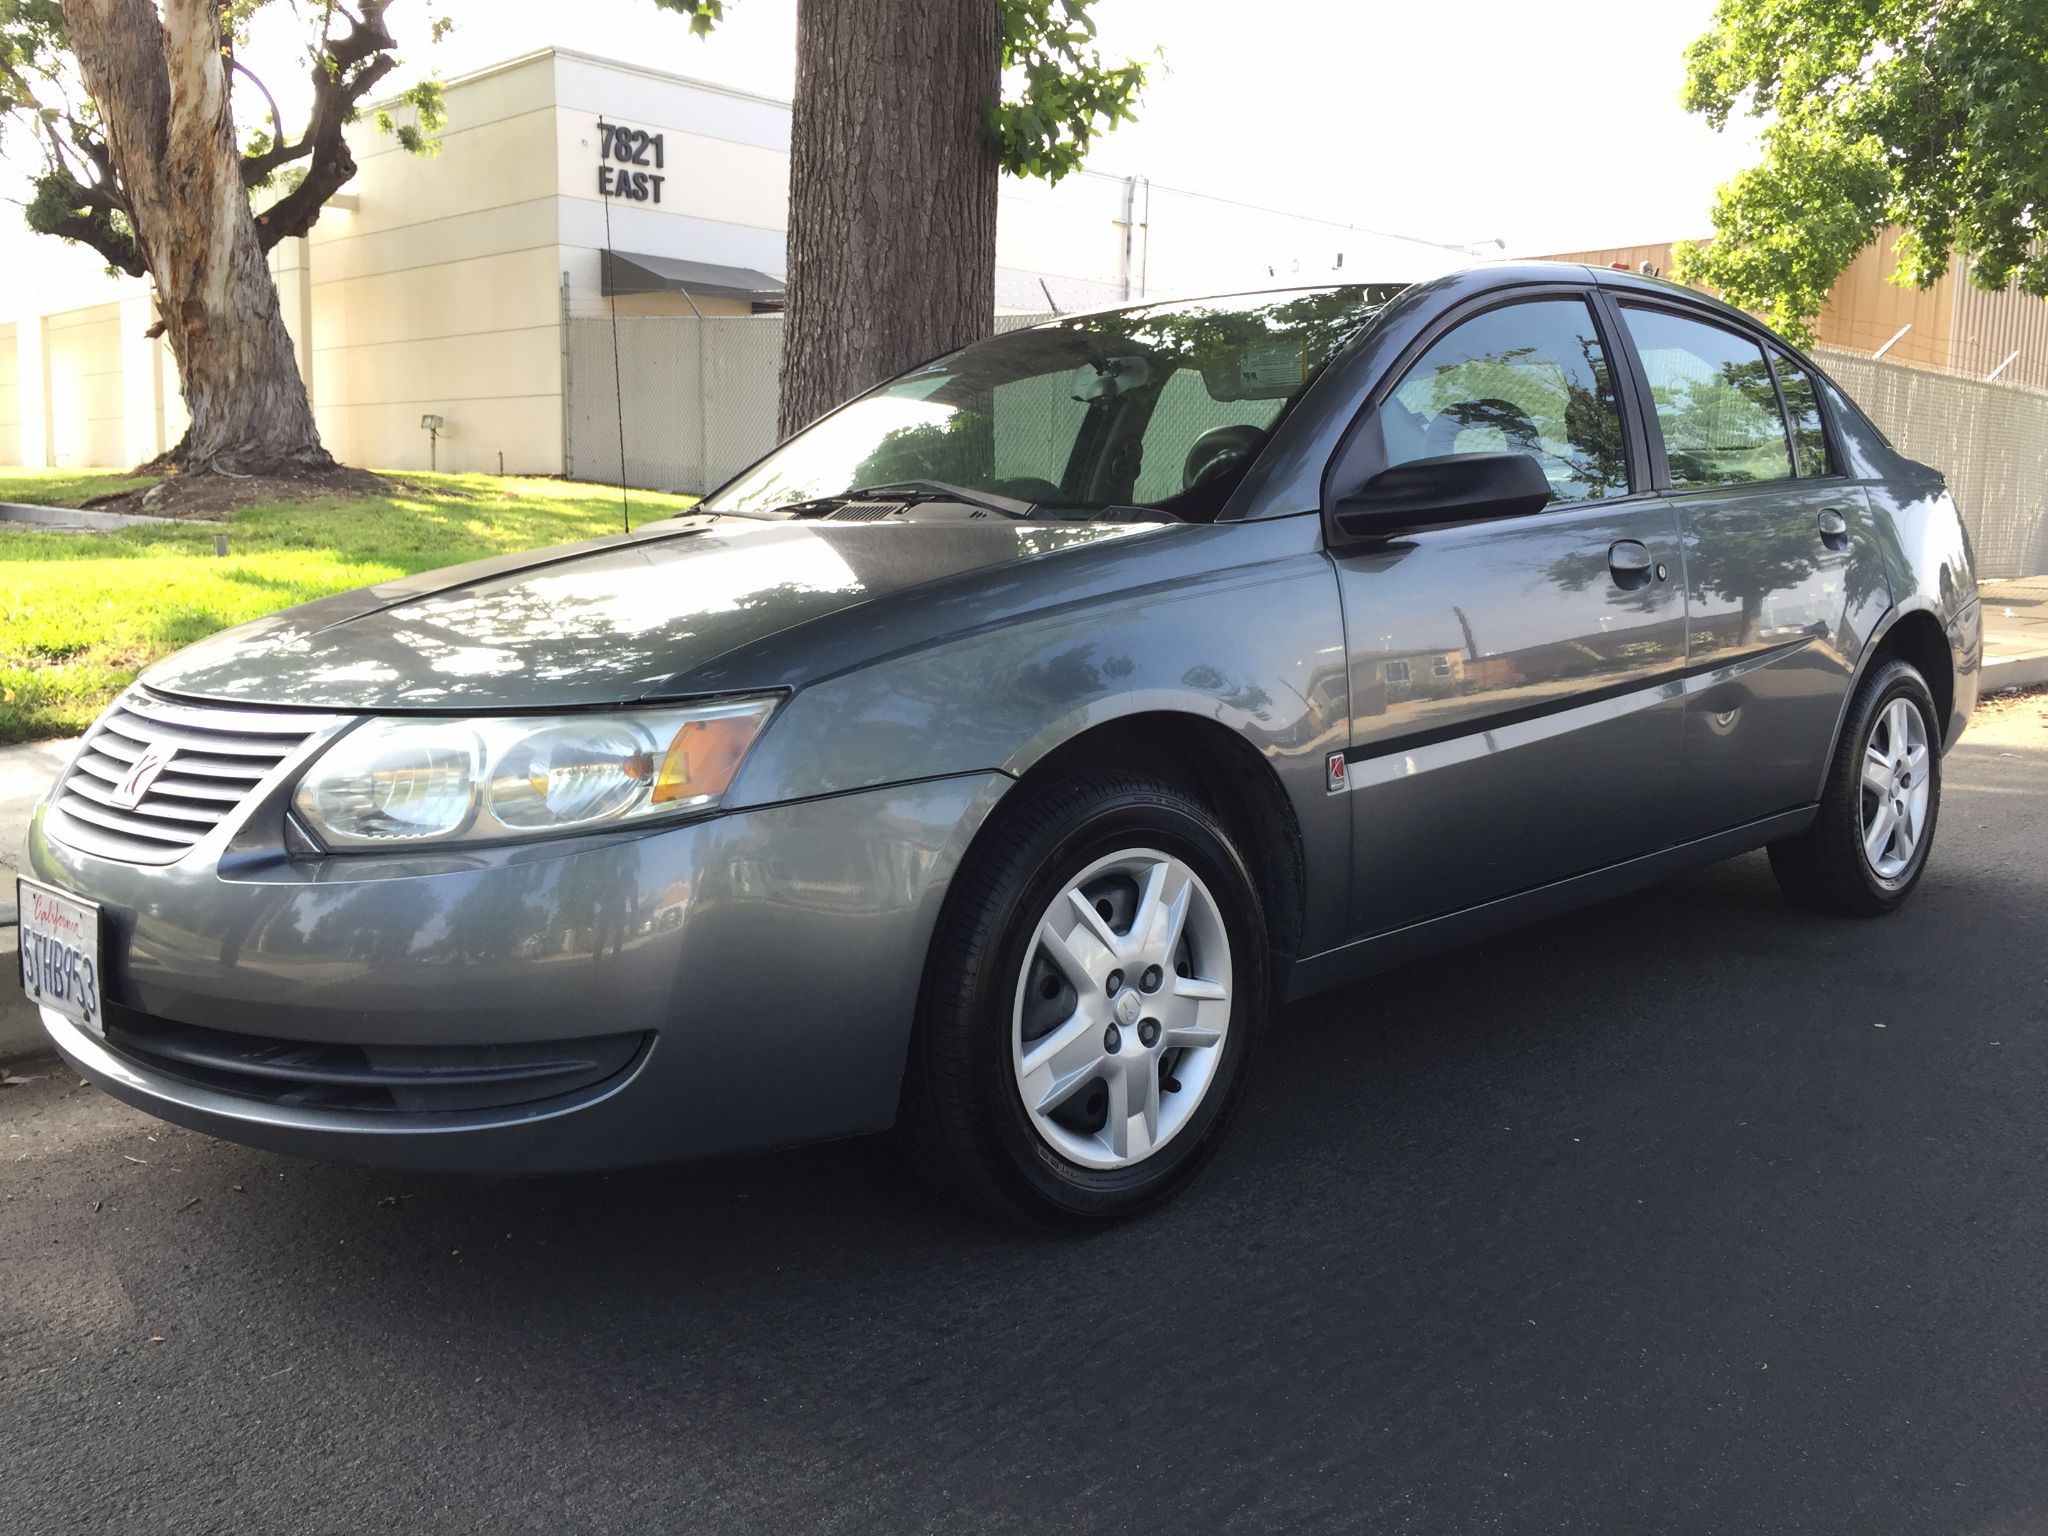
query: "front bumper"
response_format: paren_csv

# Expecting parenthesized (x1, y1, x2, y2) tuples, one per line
(27, 773, 1007, 1172)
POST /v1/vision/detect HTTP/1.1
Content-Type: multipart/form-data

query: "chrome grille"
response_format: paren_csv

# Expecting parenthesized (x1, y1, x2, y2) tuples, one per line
(51, 690, 339, 864)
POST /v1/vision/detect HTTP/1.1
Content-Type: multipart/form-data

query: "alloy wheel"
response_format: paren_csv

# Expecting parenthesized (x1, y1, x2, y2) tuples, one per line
(1860, 696, 1931, 880)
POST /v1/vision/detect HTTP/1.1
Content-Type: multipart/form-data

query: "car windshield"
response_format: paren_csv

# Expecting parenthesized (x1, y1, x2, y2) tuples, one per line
(704, 285, 1407, 522)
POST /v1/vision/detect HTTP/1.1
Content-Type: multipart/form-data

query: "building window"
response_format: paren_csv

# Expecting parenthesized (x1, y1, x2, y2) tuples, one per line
(1384, 659, 1412, 683)
(1432, 656, 1453, 677)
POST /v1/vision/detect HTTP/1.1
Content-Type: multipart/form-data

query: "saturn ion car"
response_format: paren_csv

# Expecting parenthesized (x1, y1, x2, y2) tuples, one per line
(18, 264, 1980, 1225)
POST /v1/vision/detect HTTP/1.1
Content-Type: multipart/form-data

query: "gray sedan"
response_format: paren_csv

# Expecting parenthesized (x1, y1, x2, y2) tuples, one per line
(18, 264, 1981, 1225)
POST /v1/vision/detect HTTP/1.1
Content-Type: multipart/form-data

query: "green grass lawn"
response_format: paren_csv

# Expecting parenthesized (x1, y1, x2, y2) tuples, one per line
(0, 466, 162, 507)
(0, 471, 696, 743)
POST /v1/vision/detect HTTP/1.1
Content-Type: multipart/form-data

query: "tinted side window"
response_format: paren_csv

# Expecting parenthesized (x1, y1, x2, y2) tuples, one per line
(1772, 353, 1831, 476)
(1381, 298, 1627, 503)
(1623, 308, 1793, 489)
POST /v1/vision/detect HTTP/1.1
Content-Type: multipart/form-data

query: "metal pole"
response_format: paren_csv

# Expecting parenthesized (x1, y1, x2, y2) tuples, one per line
(1987, 349, 2021, 383)
(559, 272, 574, 479)
(1119, 174, 1136, 301)
(1873, 323, 1913, 361)
(1136, 175, 1151, 299)
(674, 284, 707, 496)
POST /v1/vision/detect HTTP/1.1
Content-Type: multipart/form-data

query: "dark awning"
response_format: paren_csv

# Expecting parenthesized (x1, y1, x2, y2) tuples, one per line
(601, 250, 786, 305)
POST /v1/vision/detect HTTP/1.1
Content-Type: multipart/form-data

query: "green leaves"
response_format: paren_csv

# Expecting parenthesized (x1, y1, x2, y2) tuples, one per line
(1672, 126, 1892, 343)
(1682, 0, 2048, 329)
(988, 0, 1151, 182)
(650, 1, 729, 39)
(376, 79, 447, 157)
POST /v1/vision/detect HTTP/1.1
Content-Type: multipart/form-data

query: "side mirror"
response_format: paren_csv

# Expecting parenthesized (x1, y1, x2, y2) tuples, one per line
(1333, 452, 1555, 538)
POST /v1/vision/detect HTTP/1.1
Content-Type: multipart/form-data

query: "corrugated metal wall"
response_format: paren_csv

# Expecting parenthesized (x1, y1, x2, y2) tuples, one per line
(1948, 261, 2048, 392)
(1816, 346, 2048, 578)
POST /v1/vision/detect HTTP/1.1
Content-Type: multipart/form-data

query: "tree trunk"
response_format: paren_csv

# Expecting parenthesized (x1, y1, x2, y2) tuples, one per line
(779, 0, 1000, 438)
(62, 0, 334, 476)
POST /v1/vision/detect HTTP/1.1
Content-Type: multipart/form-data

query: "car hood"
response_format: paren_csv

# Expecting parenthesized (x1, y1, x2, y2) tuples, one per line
(140, 515, 1154, 711)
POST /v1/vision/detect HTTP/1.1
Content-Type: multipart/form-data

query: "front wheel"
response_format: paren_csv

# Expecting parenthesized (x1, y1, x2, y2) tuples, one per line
(900, 772, 1268, 1228)
(1769, 658, 1943, 916)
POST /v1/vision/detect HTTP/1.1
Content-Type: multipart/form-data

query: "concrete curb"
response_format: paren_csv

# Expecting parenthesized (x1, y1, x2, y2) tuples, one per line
(1983, 653, 2048, 695)
(0, 927, 51, 1063)
(0, 500, 223, 531)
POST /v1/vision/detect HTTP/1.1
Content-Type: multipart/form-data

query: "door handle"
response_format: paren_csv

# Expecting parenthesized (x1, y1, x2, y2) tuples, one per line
(1818, 508, 1850, 548)
(1608, 539, 1655, 590)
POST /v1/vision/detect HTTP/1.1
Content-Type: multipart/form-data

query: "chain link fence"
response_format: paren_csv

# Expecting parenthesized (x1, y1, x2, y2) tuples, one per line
(1816, 346, 2048, 578)
(565, 315, 780, 496)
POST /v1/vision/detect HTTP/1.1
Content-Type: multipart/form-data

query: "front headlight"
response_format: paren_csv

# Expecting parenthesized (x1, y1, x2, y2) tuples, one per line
(292, 697, 779, 849)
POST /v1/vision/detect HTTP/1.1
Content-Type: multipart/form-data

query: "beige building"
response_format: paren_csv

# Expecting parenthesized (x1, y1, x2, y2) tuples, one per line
(1540, 229, 2048, 391)
(0, 47, 1482, 478)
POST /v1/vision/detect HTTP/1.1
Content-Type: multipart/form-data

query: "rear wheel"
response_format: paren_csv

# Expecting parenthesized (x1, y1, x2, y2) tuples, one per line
(1769, 659, 1942, 916)
(901, 772, 1267, 1227)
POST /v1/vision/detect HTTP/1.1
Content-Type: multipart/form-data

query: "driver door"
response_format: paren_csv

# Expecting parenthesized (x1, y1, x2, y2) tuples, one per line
(1328, 293, 1690, 937)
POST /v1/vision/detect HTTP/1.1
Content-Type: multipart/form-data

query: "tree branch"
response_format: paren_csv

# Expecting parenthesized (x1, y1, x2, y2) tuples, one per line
(232, 57, 291, 179)
(23, 101, 144, 275)
(243, 0, 400, 244)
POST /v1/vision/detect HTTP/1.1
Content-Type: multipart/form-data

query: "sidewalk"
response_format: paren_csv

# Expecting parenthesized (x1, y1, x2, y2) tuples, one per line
(1981, 575, 2048, 693)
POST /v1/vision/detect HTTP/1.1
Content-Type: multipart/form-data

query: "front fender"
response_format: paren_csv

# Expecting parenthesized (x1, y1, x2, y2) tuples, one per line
(728, 535, 1351, 954)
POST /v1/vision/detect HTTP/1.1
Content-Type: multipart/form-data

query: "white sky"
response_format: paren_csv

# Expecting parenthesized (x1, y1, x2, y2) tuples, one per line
(403, 0, 1760, 255)
(3, 0, 1761, 258)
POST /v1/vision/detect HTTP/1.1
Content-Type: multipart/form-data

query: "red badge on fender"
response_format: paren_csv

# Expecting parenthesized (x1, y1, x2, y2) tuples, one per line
(1326, 751, 1347, 792)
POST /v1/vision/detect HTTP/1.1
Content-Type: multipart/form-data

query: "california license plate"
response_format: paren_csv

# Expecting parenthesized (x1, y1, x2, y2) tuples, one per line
(17, 878, 103, 1030)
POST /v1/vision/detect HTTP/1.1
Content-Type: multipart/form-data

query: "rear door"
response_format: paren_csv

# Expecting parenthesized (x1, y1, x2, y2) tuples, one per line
(1613, 304, 1888, 834)
(1327, 291, 1689, 938)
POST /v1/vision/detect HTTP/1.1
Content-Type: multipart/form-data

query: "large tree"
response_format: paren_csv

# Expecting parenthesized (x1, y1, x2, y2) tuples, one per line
(1672, 0, 2048, 342)
(2, 0, 1140, 481)
(670, 0, 1148, 435)
(0, 0, 444, 479)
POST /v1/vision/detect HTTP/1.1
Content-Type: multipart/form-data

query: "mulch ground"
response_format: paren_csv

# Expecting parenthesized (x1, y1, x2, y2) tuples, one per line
(81, 466, 407, 520)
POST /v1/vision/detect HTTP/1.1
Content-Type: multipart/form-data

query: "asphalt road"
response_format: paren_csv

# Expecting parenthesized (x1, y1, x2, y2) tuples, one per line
(4, 694, 2046, 1535)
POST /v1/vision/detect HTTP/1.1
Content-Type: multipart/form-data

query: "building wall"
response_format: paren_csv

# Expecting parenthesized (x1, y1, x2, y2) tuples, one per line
(308, 51, 567, 473)
(43, 304, 125, 468)
(0, 323, 19, 466)
(1537, 240, 1681, 283)
(1810, 230, 1958, 367)
(1949, 258, 2048, 390)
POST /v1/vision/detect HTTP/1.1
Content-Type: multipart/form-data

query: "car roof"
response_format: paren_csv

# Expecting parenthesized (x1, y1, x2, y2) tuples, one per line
(1038, 262, 1779, 343)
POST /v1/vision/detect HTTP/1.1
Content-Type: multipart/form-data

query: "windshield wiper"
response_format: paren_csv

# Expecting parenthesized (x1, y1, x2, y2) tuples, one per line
(840, 480, 1039, 519)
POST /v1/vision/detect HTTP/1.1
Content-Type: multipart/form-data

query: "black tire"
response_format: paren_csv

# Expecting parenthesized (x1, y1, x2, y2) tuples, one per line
(1768, 658, 1943, 917)
(899, 771, 1268, 1228)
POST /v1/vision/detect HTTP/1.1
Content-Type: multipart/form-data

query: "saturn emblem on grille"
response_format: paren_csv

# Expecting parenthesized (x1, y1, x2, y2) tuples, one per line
(110, 746, 175, 809)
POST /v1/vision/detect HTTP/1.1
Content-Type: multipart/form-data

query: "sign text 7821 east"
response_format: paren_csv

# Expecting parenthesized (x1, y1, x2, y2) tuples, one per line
(598, 122, 667, 204)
